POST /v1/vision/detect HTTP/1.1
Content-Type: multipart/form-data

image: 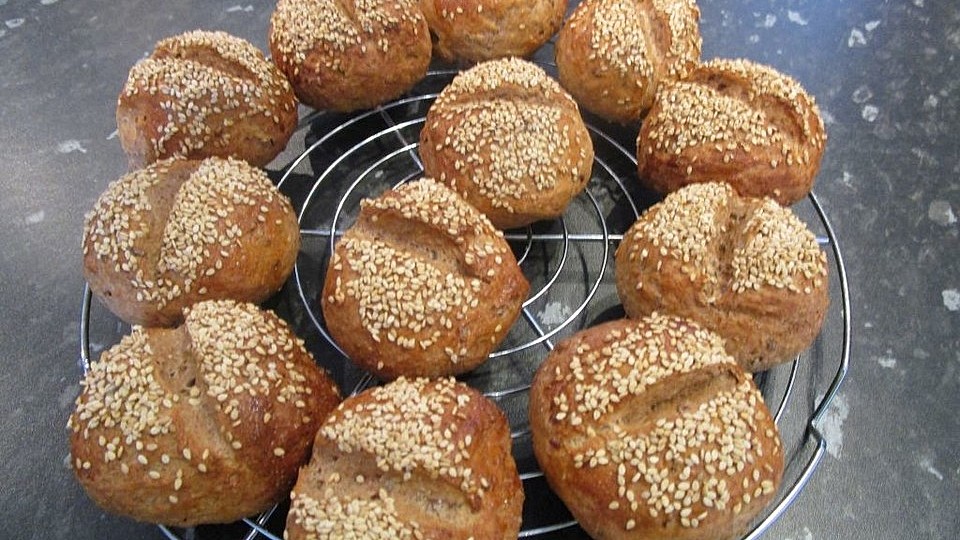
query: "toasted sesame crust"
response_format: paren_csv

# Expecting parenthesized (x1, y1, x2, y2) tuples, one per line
(268, 0, 431, 112)
(637, 58, 827, 205)
(555, 0, 702, 124)
(68, 300, 341, 526)
(529, 315, 784, 540)
(286, 377, 523, 540)
(419, 58, 595, 229)
(82, 157, 300, 327)
(614, 182, 829, 372)
(321, 178, 529, 379)
(419, 0, 567, 63)
(116, 30, 298, 169)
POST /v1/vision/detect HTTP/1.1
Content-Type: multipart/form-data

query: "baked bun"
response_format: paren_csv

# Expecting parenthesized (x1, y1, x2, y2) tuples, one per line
(68, 300, 342, 526)
(419, 0, 566, 63)
(321, 178, 529, 379)
(268, 0, 431, 112)
(555, 0, 701, 124)
(529, 315, 784, 540)
(614, 182, 829, 372)
(83, 157, 300, 327)
(637, 58, 827, 205)
(117, 30, 298, 169)
(419, 58, 594, 229)
(286, 377, 523, 540)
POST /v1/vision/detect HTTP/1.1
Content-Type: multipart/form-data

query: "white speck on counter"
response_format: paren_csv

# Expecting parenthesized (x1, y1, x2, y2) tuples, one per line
(928, 200, 956, 226)
(865, 20, 881, 32)
(787, 10, 808, 26)
(913, 0, 925, 7)
(861, 104, 879, 122)
(57, 139, 87, 154)
(748, 34, 760, 44)
(943, 289, 960, 311)
(818, 393, 849, 459)
(840, 171, 856, 188)
(784, 527, 814, 540)
(864, 321, 874, 329)
(226, 4, 254, 12)
(919, 457, 944, 481)
(877, 356, 897, 369)
(848, 28, 867, 47)
(106, 129, 118, 140)
(5, 18, 25, 28)
(25, 210, 45, 225)
(852, 85, 873, 104)
(41, 0, 59, 5)
(757, 13, 776, 28)
(538, 301, 572, 327)
(924, 94, 939, 109)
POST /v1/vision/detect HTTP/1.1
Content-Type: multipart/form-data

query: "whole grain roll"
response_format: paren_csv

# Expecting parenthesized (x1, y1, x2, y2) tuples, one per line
(555, 0, 701, 124)
(321, 178, 529, 379)
(419, 0, 566, 63)
(637, 58, 827, 205)
(268, 0, 431, 112)
(83, 157, 300, 327)
(529, 315, 784, 540)
(614, 182, 829, 372)
(286, 377, 523, 540)
(68, 300, 341, 526)
(419, 58, 594, 230)
(117, 30, 298, 169)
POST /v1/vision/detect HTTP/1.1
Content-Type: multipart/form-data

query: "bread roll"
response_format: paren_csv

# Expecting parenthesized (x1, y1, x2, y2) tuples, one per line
(269, 0, 431, 112)
(419, 58, 594, 229)
(68, 300, 341, 526)
(419, 0, 566, 63)
(555, 0, 701, 124)
(321, 178, 529, 379)
(117, 30, 297, 169)
(529, 315, 784, 540)
(83, 157, 300, 327)
(614, 182, 829, 372)
(286, 377, 523, 540)
(637, 58, 827, 205)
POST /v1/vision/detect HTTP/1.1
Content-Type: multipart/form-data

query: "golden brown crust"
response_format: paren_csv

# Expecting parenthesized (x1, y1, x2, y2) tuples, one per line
(555, 0, 701, 124)
(68, 300, 341, 526)
(419, 0, 566, 63)
(286, 377, 523, 539)
(419, 58, 594, 229)
(637, 58, 827, 205)
(116, 30, 298, 169)
(82, 157, 300, 327)
(268, 0, 432, 112)
(529, 315, 784, 540)
(321, 178, 529, 379)
(614, 182, 829, 372)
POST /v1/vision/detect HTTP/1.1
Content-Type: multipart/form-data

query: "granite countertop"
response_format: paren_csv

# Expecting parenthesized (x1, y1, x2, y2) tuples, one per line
(0, 0, 957, 538)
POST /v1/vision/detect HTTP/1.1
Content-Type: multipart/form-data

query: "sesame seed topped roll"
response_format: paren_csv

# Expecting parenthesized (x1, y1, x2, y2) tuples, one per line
(321, 178, 529, 379)
(555, 0, 702, 124)
(82, 157, 300, 327)
(419, 58, 594, 230)
(117, 30, 298, 169)
(68, 300, 341, 527)
(268, 0, 431, 112)
(637, 58, 827, 205)
(286, 377, 523, 540)
(614, 182, 829, 372)
(529, 315, 784, 540)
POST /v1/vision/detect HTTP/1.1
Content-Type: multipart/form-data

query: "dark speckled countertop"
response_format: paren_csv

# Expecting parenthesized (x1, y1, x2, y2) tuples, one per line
(1, 1, 957, 538)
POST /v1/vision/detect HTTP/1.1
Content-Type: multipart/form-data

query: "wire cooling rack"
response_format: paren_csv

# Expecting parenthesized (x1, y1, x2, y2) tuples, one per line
(79, 65, 850, 540)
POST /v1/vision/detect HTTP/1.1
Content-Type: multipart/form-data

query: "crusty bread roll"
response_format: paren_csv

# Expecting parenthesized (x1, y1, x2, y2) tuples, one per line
(117, 30, 298, 169)
(419, 0, 566, 63)
(637, 58, 827, 205)
(286, 377, 523, 540)
(268, 0, 431, 112)
(614, 182, 829, 372)
(68, 300, 341, 526)
(321, 178, 529, 379)
(529, 314, 784, 540)
(83, 157, 300, 327)
(419, 57, 594, 230)
(555, 0, 701, 124)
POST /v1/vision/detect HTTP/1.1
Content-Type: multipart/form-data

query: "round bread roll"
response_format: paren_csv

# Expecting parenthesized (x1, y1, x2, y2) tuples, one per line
(419, 58, 594, 230)
(68, 300, 342, 526)
(614, 182, 829, 372)
(117, 30, 298, 169)
(286, 377, 523, 540)
(83, 156, 300, 327)
(419, 0, 566, 63)
(321, 178, 529, 379)
(529, 314, 784, 540)
(268, 0, 432, 112)
(555, 0, 701, 124)
(637, 58, 827, 206)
